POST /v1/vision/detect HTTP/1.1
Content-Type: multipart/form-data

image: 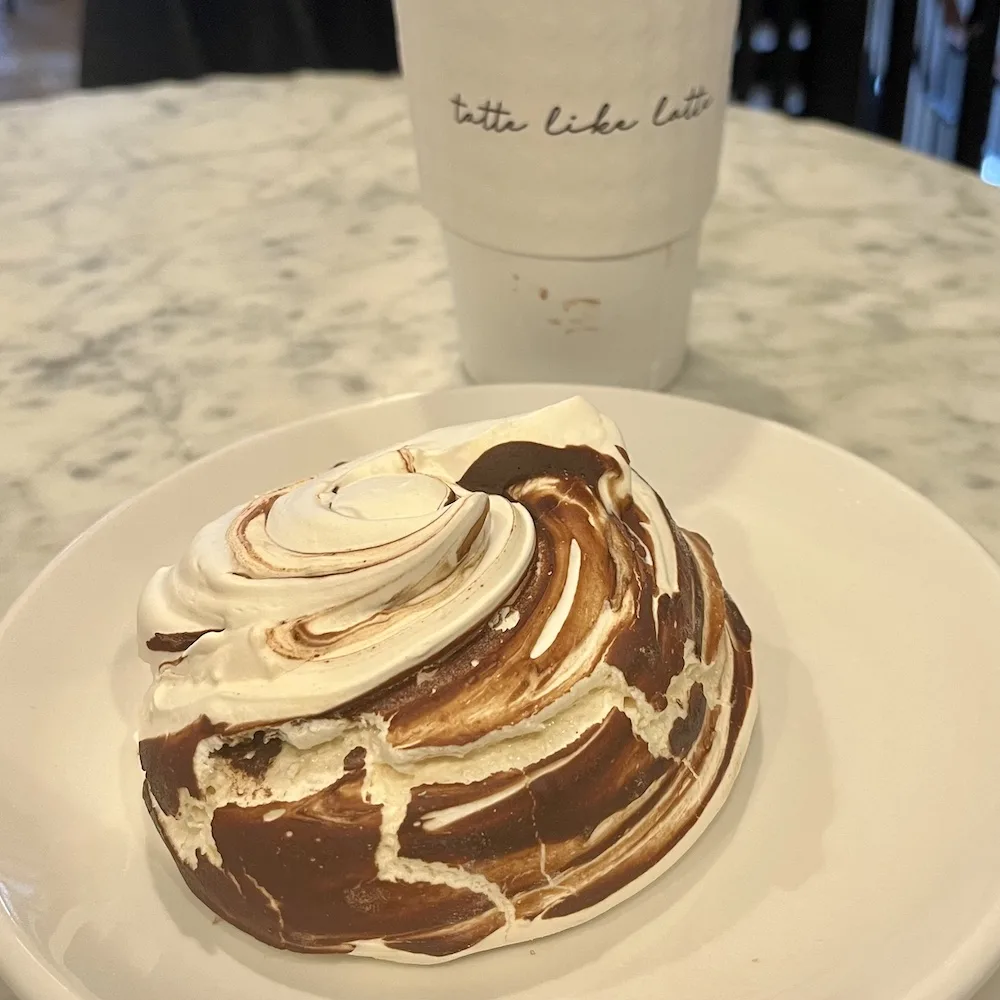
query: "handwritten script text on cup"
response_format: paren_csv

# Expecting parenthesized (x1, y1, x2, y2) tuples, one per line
(449, 87, 713, 135)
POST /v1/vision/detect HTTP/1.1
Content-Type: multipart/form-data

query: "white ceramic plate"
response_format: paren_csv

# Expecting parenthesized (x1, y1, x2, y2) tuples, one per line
(3, 384, 1000, 1000)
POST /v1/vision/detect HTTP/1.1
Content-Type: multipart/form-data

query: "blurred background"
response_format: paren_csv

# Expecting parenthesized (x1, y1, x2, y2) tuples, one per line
(1, 0, 998, 184)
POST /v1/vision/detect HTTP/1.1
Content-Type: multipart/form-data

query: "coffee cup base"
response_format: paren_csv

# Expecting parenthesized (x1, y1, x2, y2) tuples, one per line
(444, 230, 700, 391)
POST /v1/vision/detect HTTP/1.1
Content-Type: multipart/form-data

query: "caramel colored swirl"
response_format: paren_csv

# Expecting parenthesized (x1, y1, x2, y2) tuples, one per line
(138, 398, 756, 963)
(139, 451, 535, 737)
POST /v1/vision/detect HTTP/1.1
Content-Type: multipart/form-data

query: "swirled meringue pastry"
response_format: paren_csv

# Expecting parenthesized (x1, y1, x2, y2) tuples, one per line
(137, 397, 756, 963)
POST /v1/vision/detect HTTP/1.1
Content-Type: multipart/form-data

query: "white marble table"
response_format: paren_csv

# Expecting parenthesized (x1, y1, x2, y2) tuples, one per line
(1, 73, 1000, 999)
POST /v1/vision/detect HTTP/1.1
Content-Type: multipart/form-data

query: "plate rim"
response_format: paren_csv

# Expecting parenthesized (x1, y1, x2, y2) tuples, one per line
(2, 381, 1000, 1000)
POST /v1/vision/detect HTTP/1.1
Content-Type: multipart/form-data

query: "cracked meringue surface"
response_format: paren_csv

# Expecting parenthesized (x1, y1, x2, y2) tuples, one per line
(137, 397, 756, 962)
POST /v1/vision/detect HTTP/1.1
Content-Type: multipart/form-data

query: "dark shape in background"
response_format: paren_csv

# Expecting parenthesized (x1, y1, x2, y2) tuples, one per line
(80, 0, 999, 174)
(732, 0, 1000, 171)
(80, 0, 398, 90)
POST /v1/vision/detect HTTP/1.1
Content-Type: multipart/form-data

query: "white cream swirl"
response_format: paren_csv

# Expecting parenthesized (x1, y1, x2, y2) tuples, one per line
(138, 397, 628, 738)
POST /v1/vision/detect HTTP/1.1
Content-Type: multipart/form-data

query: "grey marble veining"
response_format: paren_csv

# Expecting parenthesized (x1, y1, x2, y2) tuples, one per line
(2, 72, 1000, 618)
(2, 71, 1000, 1000)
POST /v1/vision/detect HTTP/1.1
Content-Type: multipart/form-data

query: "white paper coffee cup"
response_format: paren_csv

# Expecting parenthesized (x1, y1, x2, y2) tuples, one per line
(394, 0, 739, 388)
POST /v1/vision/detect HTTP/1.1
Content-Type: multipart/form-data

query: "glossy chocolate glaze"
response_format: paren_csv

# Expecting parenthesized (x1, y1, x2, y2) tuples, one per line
(144, 760, 506, 956)
(139, 439, 754, 959)
(140, 715, 222, 816)
(146, 629, 221, 653)
(398, 710, 679, 905)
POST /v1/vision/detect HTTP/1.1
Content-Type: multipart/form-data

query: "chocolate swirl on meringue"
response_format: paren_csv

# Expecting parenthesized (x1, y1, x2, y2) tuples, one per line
(137, 397, 756, 963)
